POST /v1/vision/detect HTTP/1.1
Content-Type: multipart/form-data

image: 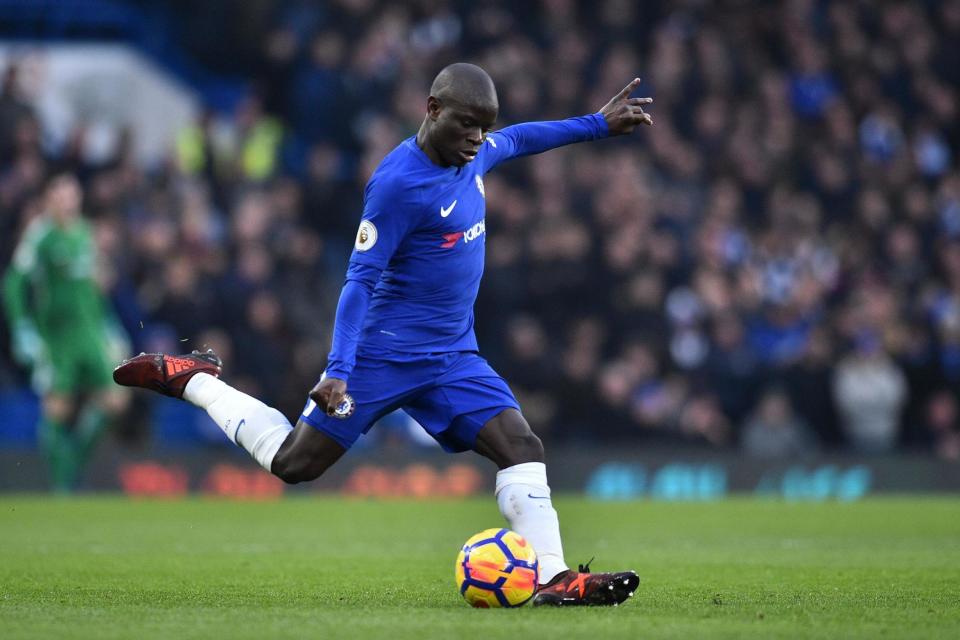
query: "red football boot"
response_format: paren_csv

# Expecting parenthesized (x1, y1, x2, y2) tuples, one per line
(532, 559, 640, 606)
(113, 349, 222, 399)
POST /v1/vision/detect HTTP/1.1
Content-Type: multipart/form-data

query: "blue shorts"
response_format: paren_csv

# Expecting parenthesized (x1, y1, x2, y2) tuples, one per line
(299, 352, 520, 452)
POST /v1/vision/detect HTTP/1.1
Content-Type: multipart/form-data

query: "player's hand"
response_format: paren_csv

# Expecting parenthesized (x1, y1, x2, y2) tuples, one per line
(11, 322, 44, 368)
(310, 376, 348, 415)
(599, 78, 653, 135)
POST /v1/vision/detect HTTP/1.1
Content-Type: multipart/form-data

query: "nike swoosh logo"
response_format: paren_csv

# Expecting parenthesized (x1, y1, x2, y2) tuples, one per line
(528, 494, 550, 500)
(234, 419, 246, 442)
(440, 200, 457, 217)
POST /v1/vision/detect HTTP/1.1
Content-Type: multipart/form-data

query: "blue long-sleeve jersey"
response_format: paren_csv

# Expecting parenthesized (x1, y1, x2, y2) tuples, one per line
(325, 114, 610, 381)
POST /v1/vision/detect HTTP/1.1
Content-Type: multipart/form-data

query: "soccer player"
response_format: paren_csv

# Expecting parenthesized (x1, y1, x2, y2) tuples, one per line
(4, 174, 130, 492)
(115, 63, 652, 606)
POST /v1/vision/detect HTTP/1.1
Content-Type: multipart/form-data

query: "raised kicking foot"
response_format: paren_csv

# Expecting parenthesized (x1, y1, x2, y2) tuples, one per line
(532, 559, 640, 607)
(113, 349, 222, 399)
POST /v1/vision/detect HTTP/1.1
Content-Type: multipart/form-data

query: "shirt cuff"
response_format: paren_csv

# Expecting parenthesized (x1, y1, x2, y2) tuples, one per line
(323, 366, 352, 382)
(593, 112, 610, 138)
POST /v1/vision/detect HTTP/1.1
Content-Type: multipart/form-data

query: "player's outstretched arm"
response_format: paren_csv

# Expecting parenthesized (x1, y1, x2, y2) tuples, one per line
(599, 77, 653, 135)
(480, 77, 652, 172)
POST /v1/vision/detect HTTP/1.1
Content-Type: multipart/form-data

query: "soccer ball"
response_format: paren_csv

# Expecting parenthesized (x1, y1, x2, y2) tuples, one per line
(455, 528, 539, 608)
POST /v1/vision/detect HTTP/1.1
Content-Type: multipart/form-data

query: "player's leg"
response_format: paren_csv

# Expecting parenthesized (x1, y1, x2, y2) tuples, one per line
(409, 353, 639, 606)
(38, 392, 79, 492)
(34, 343, 85, 492)
(75, 342, 131, 469)
(75, 386, 129, 465)
(472, 408, 544, 466)
(475, 408, 640, 606)
(401, 355, 568, 584)
(175, 370, 349, 484)
(472, 409, 570, 585)
(113, 350, 298, 474)
(114, 350, 404, 483)
(270, 420, 346, 483)
(280, 359, 430, 482)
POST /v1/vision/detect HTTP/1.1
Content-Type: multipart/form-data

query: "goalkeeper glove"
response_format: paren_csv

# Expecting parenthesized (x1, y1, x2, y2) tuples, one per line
(11, 322, 44, 368)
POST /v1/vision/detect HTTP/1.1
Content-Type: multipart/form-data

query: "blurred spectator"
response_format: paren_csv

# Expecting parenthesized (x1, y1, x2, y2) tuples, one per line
(924, 390, 960, 461)
(833, 333, 908, 453)
(742, 388, 818, 459)
(0, 64, 32, 163)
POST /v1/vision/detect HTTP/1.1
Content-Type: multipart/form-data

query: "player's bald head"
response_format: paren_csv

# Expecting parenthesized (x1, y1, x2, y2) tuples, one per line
(430, 63, 498, 110)
(419, 63, 498, 168)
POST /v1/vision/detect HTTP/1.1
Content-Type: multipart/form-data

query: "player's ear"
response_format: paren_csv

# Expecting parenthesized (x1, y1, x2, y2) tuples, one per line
(427, 96, 442, 121)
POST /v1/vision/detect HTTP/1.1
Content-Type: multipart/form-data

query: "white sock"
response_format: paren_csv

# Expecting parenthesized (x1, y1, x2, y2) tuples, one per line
(495, 462, 569, 584)
(183, 373, 292, 472)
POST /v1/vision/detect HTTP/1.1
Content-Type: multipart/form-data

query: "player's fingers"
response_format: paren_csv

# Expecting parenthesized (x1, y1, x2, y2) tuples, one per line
(626, 111, 652, 126)
(617, 77, 642, 100)
(627, 97, 653, 105)
(326, 389, 344, 415)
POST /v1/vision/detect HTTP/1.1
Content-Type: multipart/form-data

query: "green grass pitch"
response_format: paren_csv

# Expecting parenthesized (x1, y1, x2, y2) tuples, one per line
(1, 496, 958, 639)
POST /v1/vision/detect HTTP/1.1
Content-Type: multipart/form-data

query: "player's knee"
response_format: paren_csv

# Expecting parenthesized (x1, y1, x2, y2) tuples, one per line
(271, 460, 305, 485)
(271, 451, 325, 485)
(501, 413, 544, 463)
(477, 410, 546, 467)
(512, 431, 544, 464)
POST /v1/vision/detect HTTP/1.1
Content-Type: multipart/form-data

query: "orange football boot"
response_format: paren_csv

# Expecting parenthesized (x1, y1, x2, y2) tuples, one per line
(532, 559, 640, 606)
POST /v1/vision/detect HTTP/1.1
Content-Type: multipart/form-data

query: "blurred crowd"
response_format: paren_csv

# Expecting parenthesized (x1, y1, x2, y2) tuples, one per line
(2, 0, 960, 460)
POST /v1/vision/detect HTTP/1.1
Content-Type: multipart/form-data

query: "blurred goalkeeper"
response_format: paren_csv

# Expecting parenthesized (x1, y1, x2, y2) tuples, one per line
(115, 63, 651, 605)
(3, 174, 129, 492)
